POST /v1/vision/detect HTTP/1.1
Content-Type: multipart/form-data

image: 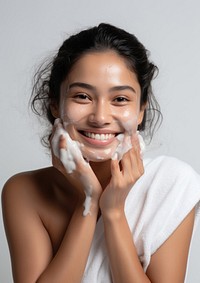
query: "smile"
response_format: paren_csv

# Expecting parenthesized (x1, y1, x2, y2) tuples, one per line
(83, 132, 115, 141)
(78, 130, 118, 146)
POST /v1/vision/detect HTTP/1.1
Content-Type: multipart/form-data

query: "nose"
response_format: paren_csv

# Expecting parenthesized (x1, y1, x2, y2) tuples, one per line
(88, 100, 111, 126)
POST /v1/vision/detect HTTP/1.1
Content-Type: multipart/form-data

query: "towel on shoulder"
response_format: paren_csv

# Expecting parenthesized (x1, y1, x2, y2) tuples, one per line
(82, 155, 200, 283)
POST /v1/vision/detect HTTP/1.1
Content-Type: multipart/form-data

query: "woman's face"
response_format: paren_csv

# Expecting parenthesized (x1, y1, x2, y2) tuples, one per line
(58, 51, 145, 162)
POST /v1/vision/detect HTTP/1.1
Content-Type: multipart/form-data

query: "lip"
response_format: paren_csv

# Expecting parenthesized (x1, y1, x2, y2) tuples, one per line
(78, 129, 120, 146)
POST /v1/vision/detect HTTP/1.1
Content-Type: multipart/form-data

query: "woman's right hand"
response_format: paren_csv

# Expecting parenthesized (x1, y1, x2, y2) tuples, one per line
(50, 119, 103, 210)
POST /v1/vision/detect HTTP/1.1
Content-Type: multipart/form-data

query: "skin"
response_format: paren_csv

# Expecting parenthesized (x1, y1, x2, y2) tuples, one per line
(58, 51, 142, 162)
(2, 51, 195, 283)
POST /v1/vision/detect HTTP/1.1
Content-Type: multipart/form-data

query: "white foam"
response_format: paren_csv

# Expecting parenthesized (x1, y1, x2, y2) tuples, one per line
(83, 194, 92, 216)
(112, 134, 132, 160)
(112, 132, 145, 161)
(52, 124, 86, 174)
(51, 121, 93, 216)
(137, 132, 146, 155)
(51, 118, 145, 216)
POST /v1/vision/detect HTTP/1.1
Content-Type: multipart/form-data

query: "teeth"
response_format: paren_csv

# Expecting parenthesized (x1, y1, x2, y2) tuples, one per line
(84, 132, 115, 140)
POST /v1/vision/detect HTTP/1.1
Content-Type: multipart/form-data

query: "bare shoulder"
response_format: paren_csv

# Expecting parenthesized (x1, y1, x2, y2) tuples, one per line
(2, 167, 74, 263)
(1, 168, 64, 282)
(2, 167, 56, 211)
(1, 166, 73, 232)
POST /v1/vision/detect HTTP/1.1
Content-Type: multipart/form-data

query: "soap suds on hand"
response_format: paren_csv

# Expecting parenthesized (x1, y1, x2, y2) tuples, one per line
(51, 120, 93, 216)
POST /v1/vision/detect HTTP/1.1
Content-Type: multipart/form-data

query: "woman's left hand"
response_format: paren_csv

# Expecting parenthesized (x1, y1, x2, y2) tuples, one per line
(99, 134, 144, 217)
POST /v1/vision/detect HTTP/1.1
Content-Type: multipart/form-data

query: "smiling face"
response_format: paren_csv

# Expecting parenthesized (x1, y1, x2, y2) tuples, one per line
(56, 51, 145, 162)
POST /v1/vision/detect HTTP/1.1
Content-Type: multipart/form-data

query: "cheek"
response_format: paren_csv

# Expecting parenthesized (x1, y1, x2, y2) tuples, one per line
(60, 102, 88, 125)
(117, 110, 138, 134)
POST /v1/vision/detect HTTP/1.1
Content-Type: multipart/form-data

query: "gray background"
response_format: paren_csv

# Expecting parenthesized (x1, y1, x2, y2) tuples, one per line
(0, 0, 200, 282)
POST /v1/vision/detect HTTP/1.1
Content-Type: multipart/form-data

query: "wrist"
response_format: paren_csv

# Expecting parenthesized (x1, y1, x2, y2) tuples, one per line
(101, 207, 126, 222)
(75, 195, 100, 217)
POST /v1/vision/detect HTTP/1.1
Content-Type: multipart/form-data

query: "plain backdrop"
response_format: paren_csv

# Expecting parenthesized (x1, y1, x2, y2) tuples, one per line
(1, 0, 200, 282)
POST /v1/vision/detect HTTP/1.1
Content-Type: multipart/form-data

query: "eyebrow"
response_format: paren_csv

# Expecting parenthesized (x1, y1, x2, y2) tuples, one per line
(69, 82, 96, 92)
(68, 82, 136, 94)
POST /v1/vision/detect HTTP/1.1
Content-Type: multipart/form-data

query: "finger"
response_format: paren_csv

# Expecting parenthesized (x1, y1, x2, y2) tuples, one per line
(59, 134, 67, 149)
(131, 134, 144, 163)
(110, 159, 121, 179)
(121, 138, 144, 181)
(130, 135, 144, 175)
(120, 134, 138, 171)
(120, 149, 136, 179)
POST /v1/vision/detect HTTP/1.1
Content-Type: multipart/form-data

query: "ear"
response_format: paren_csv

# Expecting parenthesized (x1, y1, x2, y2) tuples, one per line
(137, 103, 147, 126)
(50, 101, 60, 118)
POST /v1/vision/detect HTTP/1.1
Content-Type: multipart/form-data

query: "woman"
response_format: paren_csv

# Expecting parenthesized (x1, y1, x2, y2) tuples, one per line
(2, 23, 200, 283)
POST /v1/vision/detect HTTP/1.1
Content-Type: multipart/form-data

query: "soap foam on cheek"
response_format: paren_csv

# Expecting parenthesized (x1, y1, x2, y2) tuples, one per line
(120, 114, 138, 134)
(112, 134, 132, 161)
(57, 99, 96, 216)
(51, 124, 85, 174)
(62, 117, 117, 162)
(112, 114, 145, 160)
(51, 121, 93, 216)
(111, 114, 136, 161)
(59, 98, 125, 162)
(120, 113, 146, 155)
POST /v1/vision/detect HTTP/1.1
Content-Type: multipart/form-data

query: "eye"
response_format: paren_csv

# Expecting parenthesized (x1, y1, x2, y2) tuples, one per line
(113, 96, 129, 103)
(75, 93, 90, 100)
(73, 93, 92, 103)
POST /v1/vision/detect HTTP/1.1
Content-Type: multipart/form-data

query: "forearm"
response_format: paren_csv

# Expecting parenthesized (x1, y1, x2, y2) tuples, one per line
(102, 211, 151, 283)
(37, 200, 99, 283)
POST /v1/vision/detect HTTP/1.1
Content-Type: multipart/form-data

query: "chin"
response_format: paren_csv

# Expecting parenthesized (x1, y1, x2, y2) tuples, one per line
(86, 155, 111, 163)
(80, 147, 115, 163)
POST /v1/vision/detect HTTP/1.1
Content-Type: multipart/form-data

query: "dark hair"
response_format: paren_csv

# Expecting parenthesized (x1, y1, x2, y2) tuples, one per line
(31, 23, 162, 146)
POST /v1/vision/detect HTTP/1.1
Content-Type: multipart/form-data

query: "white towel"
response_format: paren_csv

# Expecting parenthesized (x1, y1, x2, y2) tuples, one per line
(82, 156, 200, 283)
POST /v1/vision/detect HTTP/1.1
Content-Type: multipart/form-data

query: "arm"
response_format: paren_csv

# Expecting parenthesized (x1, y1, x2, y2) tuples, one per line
(2, 121, 103, 283)
(100, 136, 195, 283)
(2, 175, 99, 283)
(102, 205, 194, 283)
(100, 136, 151, 283)
(35, 122, 102, 282)
(2, 175, 53, 283)
(103, 211, 151, 283)
(37, 199, 99, 283)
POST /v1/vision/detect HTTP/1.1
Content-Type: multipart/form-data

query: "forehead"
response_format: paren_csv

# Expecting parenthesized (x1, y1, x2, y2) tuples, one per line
(64, 51, 140, 92)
